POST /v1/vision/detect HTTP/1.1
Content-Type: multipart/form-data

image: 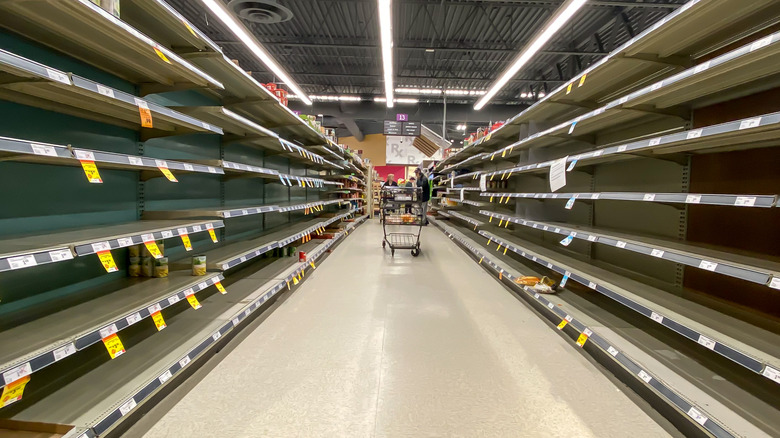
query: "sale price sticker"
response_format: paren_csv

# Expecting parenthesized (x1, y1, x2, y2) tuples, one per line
(1, 375, 31, 408)
(576, 328, 593, 347)
(215, 281, 227, 294)
(557, 319, 568, 330)
(97, 250, 118, 273)
(134, 98, 154, 128)
(79, 158, 103, 184)
(151, 311, 167, 331)
(103, 333, 125, 359)
(153, 46, 171, 64)
(186, 294, 202, 310)
(178, 229, 193, 251)
(207, 228, 218, 243)
(155, 160, 178, 182)
(142, 235, 163, 259)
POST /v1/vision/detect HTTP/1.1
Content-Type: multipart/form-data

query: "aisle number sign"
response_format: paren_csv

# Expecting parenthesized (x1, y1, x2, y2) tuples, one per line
(75, 150, 102, 183)
(178, 228, 193, 251)
(141, 235, 163, 259)
(1, 375, 31, 407)
(103, 333, 125, 359)
(134, 98, 154, 128)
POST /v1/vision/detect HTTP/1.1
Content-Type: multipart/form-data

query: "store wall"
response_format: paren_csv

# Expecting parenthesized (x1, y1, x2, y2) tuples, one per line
(340, 134, 386, 166)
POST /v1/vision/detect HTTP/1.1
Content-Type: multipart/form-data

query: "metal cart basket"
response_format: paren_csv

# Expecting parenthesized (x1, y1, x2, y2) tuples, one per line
(380, 186, 423, 256)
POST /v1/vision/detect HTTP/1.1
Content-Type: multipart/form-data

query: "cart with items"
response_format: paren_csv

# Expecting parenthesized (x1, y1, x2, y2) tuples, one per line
(380, 186, 424, 257)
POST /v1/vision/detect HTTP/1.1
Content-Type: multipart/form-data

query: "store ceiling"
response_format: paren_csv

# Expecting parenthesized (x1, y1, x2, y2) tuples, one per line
(168, 0, 684, 105)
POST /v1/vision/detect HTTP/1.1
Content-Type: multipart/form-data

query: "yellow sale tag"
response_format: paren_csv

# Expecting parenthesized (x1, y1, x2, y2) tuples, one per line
(301, 269, 305, 278)
(579, 74, 587, 87)
(159, 167, 178, 182)
(503, 247, 508, 255)
(152, 311, 166, 331)
(286, 280, 291, 290)
(499, 271, 503, 280)
(500, 196, 505, 203)
(478, 257, 483, 264)
(490, 196, 494, 203)
(496, 243, 502, 251)
(576, 333, 589, 347)
(187, 294, 201, 310)
(310, 262, 316, 269)
(1, 375, 30, 407)
(490, 154, 495, 161)
(215, 281, 226, 294)
(183, 21, 198, 37)
(97, 250, 118, 273)
(557, 320, 568, 330)
(499, 219, 504, 227)
(501, 149, 506, 158)
(292, 276, 299, 285)
(80, 160, 103, 183)
(144, 240, 163, 259)
(505, 220, 510, 228)
(136, 100, 154, 128)
(566, 83, 573, 94)
(181, 233, 192, 251)
(302, 180, 307, 187)
(208, 229, 218, 243)
(103, 333, 125, 358)
(474, 224, 478, 230)
(154, 47, 171, 64)
(486, 133, 492, 141)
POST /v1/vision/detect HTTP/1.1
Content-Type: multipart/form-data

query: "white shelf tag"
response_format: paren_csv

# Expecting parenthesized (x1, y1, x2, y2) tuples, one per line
(650, 312, 664, 323)
(99, 324, 118, 339)
(53, 343, 77, 361)
(769, 278, 780, 290)
(183, 163, 194, 171)
(96, 84, 115, 98)
(587, 235, 597, 242)
(179, 356, 191, 368)
(588, 282, 597, 289)
(643, 194, 656, 201)
(687, 407, 708, 426)
(698, 260, 718, 271)
(3, 363, 32, 385)
(762, 365, 780, 384)
(697, 335, 716, 350)
(159, 370, 172, 384)
(197, 282, 208, 290)
(141, 233, 155, 243)
(168, 295, 181, 305)
(616, 241, 627, 248)
(30, 143, 58, 157)
(686, 129, 702, 139)
(617, 145, 627, 152)
(126, 312, 142, 325)
(739, 117, 762, 130)
(134, 98, 150, 110)
(693, 61, 710, 73)
(148, 303, 161, 314)
(686, 194, 701, 204)
(74, 150, 96, 161)
(565, 315, 573, 322)
(648, 138, 661, 146)
(534, 293, 540, 299)
(119, 399, 137, 416)
(45, 68, 70, 84)
(49, 249, 73, 262)
(160, 230, 174, 239)
(607, 346, 619, 357)
(638, 370, 652, 383)
(547, 302, 555, 310)
(750, 35, 773, 52)
(192, 225, 202, 232)
(155, 159, 168, 168)
(212, 332, 221, 341)
(549, 156, 568, 192)
(127, 156, 143, 166)
(583, 328, 593, 337)
(734, 196, 756, 207)
(91, 241, 111, 252)
(651, 249, 665, 258)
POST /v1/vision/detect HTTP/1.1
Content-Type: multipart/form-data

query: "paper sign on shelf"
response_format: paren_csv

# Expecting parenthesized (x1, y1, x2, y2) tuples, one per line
(560, 273, 569, 287)
(178, 229, 193, 251)
(565, 196, 576, 210)
(207, 227, 218, 243)
(142, 235, 163, 259)
(103, 333, 125, 359)
(579, 74, 587, 87)
(576, 332, 589, 347)
(186, 294, 202, 310)
(155, 160, 178, 182)
(215, 282, 227, 294)
(566, 160, 578, 172)
(548, 156, 568, 192)
(76, 150, 102, 183)
(97, 250, 118, 273)
(557, 319, 568, 330)
(566, 83, 573, 94)
(151, 311, 166, 331)
(153, 47, 171, 64)
(1, 375, 31, 408)
(134, 98, 154, 128)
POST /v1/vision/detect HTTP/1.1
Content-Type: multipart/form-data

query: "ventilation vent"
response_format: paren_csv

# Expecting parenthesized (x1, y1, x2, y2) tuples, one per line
(228, 0, 293, 24)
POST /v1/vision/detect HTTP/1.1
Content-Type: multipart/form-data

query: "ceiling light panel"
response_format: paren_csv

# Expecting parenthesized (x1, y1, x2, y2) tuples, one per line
(378, 0, 394, 108)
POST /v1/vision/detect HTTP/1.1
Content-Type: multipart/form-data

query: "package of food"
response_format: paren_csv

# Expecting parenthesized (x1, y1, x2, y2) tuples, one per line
(154, 257, 169, 278)
(192, 255, 207, 276)
(128, 256, 140, 277)
(514, 276, 541, 286)
(140, 256, 153, 277)
(128, 245, 141, 257)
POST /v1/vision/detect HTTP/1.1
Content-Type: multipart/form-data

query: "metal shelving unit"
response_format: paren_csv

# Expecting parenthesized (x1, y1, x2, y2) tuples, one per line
(480, 191, 777, 209)
(0, 0, 223, 94)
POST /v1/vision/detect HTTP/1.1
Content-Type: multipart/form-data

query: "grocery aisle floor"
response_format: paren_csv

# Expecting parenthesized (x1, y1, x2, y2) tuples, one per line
(136, 220, 671, 438)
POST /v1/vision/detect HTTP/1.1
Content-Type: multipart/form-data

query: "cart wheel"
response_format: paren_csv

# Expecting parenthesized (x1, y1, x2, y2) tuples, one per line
(411, 248, 420, 257)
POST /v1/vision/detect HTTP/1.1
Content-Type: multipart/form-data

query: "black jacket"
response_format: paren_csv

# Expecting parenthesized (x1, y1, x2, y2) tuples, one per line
(416, 175, 430, 202)
(382, 180, 398, 187)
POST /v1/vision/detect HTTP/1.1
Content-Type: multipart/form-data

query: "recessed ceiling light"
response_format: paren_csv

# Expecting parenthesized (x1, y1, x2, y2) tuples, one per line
(425, 48, 435, 53)
(378, 0, 394, 108)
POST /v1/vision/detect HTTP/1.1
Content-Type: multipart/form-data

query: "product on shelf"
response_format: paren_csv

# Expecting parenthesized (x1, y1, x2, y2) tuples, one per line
(192, 255, 207, 276)
(154, 257, 169, 278)
(90, 0, 120, 17)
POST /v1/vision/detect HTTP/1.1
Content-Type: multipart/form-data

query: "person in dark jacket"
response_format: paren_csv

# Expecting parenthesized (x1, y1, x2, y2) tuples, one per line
(382, 173, 398, 187)
(414, 168, 430, 225)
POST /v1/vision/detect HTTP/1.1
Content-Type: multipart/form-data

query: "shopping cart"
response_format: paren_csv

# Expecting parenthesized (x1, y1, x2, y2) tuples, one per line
(380, 186, 423, 257)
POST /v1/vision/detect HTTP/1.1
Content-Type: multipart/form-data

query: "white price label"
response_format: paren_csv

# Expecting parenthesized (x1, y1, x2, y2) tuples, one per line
(161, 230, 174, 239)
(223, 211, 232, 218)
(650, 312, 664, 323)
(547, 302, 555, 309)
(192, 225, 202, 232)
(74, 150, 96, 161)
(590, 193, 600, 200)
(762, 366, 780, 383)
(183, 163, 194, 171)
(141, 233, 155, 243)
(686, 194, 701, 204)
(648, 138, 661, 146)
(240, 256, 247, 263)
(49, 249, 73, 261)
(91, 241, 112, 252)
(244, 309, 251, 317)
(739, 117, 761, 130)
(45, 68, 70, 84)
(206, 223, 214, 230)
(99, 324, 118, 338)
(769, 278, 780, 290)
(651, 249, 665, 258)
(583, 328, 593, 337)
(159, 370, 172, 384)
(697, 335, 716, 350)
(232, 318, 240, 327)
(148, 303, 162, 314)
(693, 61, 710, 73)
(203, 122, 211, 130)
(587, 235, 597, 242)
(212, 332, 221, 341)
(168, 295, 181, 305)
(750, 35, 772, 52)
(96, 84, 115, 98)
(119, 399, 137, 416)
(565, 315, 573, 322)
(699, 260, 718, 271)
(53, 343, 77, 361)
(734, 196, 756, 207)
(126, 312, 142, 325)
(208, 166, 218, 174)
(30, 143, 58, 157)
(687, 407, 708, 426)
(127, 156, 143, 166)
(154, 159, 168, 168)
(198, 282, 208, 290)
(651, 82, 663, 91)
(134, 98, 150, 110)
(616, 241, 627, 248)
(183, 288, 194, 296)
(638, 370, 652, 383)
(534, 293, 540, 299)
(686, 129, 702, 139)
(593, 150, 604, 157)
(617, 145, 627, 152)
(607, 346, 619, 357)
(588, 282, 597, 289)
(177, 228, 188, 235)
(3, 363, 32, 385)
(643, 194, 656, 201)
(179, 356, 191, 368)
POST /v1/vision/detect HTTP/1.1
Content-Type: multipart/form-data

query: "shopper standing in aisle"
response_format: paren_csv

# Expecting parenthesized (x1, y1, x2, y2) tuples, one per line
(415, 168, 430, 225)
(405, 176, 416, 213)
(382, 173, 398, 187)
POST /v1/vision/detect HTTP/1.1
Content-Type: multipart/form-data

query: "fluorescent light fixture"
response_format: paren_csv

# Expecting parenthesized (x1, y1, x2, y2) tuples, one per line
(378, 0, 394, 108)
(538, 92, 546, 98)
(474, 0, 587, 110)
(425, 48, 435, 53)
(374, 97, 418, 104)
(223, 108, 279, 138)
(396, 87, 442, 95)
(456, 124, 466, 131)
(309, 95, 362, 102)
(198, 0, 311, 105)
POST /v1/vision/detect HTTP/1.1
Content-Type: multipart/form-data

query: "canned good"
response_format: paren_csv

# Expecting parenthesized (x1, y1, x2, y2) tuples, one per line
(140, 256, 153, 277)
(192, 255, 207, 276)
(298, 251, 307, 262)
(288, 246, 296, 257)
(154, 257, 169, 278)
(128, 256, 140, 277)
(128, 245, 141, 257)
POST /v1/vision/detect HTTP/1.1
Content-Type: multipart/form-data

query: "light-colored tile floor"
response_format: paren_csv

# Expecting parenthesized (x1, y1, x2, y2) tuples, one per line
(140, 220, 670, 438)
